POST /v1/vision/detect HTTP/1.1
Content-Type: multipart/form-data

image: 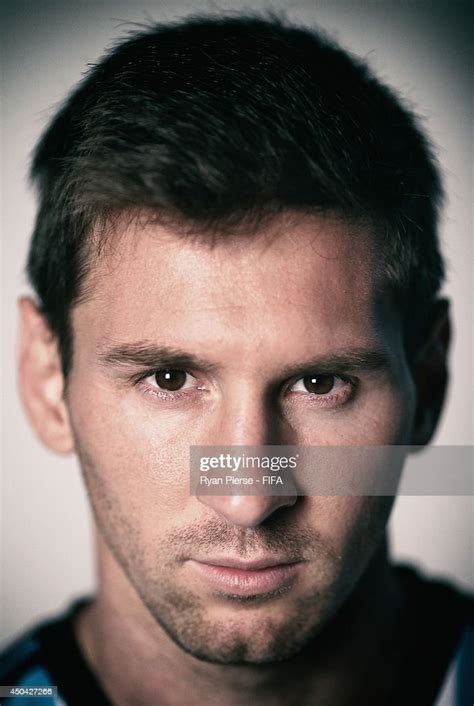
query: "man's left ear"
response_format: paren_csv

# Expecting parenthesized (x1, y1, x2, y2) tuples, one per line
(410, 299, 451, 446)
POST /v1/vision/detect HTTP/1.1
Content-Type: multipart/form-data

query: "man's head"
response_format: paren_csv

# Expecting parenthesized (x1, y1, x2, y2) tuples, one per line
(19, 15, 449, 665)
(26, 14, 445, 376)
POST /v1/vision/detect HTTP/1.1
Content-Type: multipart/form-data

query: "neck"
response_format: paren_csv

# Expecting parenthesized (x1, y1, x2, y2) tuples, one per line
(75, 533, 403, 706)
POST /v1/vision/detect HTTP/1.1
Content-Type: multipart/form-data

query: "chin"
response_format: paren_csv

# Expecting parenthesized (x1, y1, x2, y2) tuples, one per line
(172, 620, 315, 665)
(146, 589, 329, 666)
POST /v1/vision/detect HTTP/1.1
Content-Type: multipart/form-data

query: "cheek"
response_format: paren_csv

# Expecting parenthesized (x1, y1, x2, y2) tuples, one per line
(67, 374, 195, 527)
(289, 381, 415, 445)
(342, 389, 411, 444)
(303, 496, 394, 563)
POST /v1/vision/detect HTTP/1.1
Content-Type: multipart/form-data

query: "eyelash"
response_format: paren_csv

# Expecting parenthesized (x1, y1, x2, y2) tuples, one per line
(134, 370, 357, 408)
(286, 375, 355, 408)
(135, 371, 203, 403)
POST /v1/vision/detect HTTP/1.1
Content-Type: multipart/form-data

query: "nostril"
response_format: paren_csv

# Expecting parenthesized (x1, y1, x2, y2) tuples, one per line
(196, 493, 298, 528)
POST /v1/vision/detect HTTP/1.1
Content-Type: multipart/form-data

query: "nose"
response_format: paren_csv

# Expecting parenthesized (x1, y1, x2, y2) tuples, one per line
(197, 493, 297, 528)
(208, 384, 296, 447)
(196, 387, 298, 526)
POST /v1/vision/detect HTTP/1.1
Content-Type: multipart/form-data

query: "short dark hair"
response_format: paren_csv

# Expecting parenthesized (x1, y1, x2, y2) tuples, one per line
(27, 14, 444, 376)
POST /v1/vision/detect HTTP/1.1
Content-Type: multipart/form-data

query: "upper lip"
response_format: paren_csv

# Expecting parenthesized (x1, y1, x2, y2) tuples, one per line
(192, 556, 302, 570)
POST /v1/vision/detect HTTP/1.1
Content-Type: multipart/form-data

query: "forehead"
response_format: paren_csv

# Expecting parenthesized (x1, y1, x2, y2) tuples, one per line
(73, 212, 391, 358)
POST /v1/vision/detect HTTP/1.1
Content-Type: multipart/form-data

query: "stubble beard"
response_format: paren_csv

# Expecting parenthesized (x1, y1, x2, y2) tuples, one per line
(74, 438, 389, 666)
(95, 519, 360, 666)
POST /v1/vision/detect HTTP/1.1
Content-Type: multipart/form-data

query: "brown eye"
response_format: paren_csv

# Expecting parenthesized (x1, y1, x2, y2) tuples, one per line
(302, 374, 335, 394)
(154, 369, 188, 391)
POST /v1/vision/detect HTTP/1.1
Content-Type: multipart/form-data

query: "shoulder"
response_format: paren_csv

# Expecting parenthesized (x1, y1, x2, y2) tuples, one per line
(394, 564, 473, 630)
(0, 624, 54, 686)
(434, 623, 474, 706)
(393, 564, 473, 706)
(455, 624, 474, 704)
(0, 599, 91, 706)
(0, 619, 61, 705)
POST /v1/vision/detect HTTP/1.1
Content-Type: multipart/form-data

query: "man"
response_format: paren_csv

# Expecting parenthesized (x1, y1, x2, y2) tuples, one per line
(0, 13, 472, 706)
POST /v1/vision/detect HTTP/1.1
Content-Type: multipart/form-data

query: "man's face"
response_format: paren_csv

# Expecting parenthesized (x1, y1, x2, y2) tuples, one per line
(66, 212, 416, 664)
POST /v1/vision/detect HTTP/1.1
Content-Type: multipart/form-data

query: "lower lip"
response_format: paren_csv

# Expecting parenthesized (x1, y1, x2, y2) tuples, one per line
(189, 561, 300, 596)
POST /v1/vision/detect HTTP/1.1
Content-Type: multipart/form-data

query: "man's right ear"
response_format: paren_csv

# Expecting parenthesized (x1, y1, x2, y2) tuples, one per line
(18, 297, 75, 454)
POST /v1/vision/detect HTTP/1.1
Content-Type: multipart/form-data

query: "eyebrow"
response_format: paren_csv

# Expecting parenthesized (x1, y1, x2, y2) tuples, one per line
(278, 349, 392, 378)
(97, 343, 217, 373)
(97, 342, 391, 377)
